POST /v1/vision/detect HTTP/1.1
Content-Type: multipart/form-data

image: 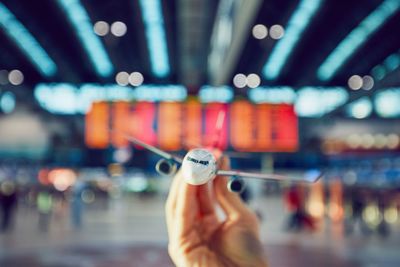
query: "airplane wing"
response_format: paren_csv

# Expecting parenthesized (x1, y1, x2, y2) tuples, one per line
(216, 169, 323, 183)
(124, 135, 183, 164)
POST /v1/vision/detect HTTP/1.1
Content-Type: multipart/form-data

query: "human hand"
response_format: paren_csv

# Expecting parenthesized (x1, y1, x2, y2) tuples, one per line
(166, 157, 268, 267)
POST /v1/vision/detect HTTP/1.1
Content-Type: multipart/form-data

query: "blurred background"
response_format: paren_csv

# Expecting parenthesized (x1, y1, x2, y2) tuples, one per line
(1, 0, 400, 266)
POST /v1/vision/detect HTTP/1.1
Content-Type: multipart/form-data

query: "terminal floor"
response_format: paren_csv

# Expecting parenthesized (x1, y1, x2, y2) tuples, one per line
(1, 194, 400, 267)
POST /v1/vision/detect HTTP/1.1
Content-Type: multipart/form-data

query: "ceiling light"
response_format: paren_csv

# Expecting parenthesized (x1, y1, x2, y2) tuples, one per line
(361, 75, 374, 90)
(233, 73, 247, 88)
(269, 24, 285, 40)
(129, 72, 144, 86)
(111, 21, 127, 37)
(348, 75, 363, 90)
(252, 24, 268, 39)
(115, 72, 129, 86)
(93, 21, 109, 36)
(8, 70, 24, 85)
(247, 73, 261, 88)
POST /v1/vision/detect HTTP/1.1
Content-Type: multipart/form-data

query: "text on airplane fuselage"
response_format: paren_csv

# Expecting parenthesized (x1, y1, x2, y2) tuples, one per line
(187, 156, 209, 166)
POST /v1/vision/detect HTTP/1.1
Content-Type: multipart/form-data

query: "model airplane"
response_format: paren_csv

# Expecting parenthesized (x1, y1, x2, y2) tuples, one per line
(120, 112, 322, 193)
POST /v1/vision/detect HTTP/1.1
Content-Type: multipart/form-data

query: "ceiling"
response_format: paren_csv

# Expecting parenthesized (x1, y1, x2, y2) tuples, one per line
(0, 0, 399, 95)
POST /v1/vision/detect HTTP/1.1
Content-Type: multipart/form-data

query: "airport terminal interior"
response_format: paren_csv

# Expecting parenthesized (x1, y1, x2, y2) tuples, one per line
(1, 0, 400, 266)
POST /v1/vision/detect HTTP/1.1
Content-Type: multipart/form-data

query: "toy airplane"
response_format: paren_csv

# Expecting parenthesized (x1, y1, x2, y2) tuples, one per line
(122, 112, 322, 193)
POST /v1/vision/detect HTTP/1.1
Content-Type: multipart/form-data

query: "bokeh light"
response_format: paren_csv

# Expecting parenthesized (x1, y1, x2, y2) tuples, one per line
(362, 75, 374, 90)
(0, 91, 16, 113)
(269, 24, 285, 40)
(348, 75, 363, 90)
(111, 21, 127, 37)
(233, 73, 247, 88)
(129, 72, 144, 86)
(115, 71, 129, 86)
(93, 21, 109, 36)
(0, 70, 9, 85)
(387, 134, 400, 149)
(247, 73, 261, 88)
(8, 69, 24, 85)
(252, 24, 268, 39)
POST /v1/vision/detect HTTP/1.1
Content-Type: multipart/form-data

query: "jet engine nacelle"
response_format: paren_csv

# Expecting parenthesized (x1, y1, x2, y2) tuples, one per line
(227, 176, 246, 193)
(156, 159, 177, 176)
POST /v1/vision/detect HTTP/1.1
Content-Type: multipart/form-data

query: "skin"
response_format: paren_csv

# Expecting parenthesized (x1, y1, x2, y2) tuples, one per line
(166, 157, 268, 267)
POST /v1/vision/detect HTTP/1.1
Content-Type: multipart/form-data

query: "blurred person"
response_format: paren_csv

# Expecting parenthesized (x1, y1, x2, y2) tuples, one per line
(166, 157, 268, 267)
(284, 184, 315, 232)
(37, 188, 53, 232)
(70, 179, 86, 230)
(0, 180, 18, 232)
(344, 187, 371, 236)
(376, 189, 391, 238)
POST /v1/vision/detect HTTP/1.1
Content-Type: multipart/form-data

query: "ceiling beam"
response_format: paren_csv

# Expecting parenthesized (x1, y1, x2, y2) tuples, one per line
(208, 0, 262, 86)
(177, 0, 214, 87)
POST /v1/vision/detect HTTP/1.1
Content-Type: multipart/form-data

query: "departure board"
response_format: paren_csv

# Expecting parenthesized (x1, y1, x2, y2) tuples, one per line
(158, 102, 182, 150)
(204, 103, 228, 150)
(184, 99, 202, 149)
(111, 101, 130, 148)
(85, 102, 109, 149)
(85, 101, 298, 152)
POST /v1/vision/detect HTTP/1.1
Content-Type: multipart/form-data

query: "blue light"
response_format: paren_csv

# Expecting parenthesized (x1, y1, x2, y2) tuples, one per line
(0, 3, 57, 77)
(57, 0, 114, 77)
(370, 49, 400, 80)
(371, 65, 386, 80)
(34, 84, 187, 114)
(248, 87, 296, 104)
(199, 86, 233, 103)
(375, 88, 400, 118)
(295, 87, 348, 117)
(133, 85, 187, 101)
(346, 97, 372, 119)
(139, 0, 170, 78)
(318, 0, 400, 81)
(0, 91, 16, 113)
(262, 0, 322, 80)
(383, 54, 400, 72)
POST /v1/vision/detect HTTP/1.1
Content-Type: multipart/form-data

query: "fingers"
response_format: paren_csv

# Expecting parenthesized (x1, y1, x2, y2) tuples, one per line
(197, 183, 215, 217)
(165, 170, 184, 235)
(166, 168, 200, 237)
(214, 156, 254, 220)
(175, 181, 198, 235)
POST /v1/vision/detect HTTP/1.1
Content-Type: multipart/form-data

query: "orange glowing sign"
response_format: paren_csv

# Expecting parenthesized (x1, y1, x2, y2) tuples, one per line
(158, 102, 182, 151)
(230, 100, 254, 151)
(183, 99, 202, 149)
(84, 101, 298, 152)
(111, 101, 130, 148)
(255, 104, 272, 151)
(85, 102, 109, 149)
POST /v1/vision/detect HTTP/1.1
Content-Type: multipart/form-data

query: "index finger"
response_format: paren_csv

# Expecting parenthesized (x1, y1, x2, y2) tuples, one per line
(175, 181, 198, 236)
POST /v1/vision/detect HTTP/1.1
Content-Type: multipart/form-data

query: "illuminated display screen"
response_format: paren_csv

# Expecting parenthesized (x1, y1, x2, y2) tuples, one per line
(85, 101, 298, 152)
(85, 102, 109, 149)
(230, 100, 254, 151)
(204, 103, 228, 150)
(184, 99, 202, 149)
(158, 102, 182, 151)
(111, 101, 130, 148)
(132, 102, 157, 146)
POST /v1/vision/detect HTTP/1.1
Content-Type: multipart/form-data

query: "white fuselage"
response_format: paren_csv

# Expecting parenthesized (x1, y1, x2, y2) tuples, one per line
(181, 148, 218, 185)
